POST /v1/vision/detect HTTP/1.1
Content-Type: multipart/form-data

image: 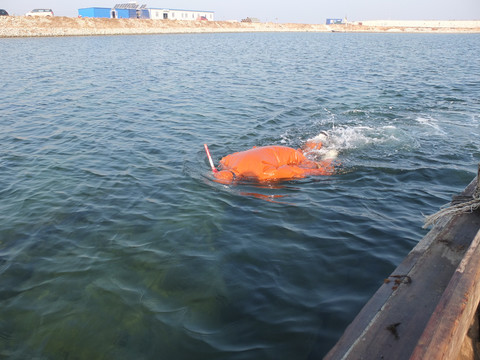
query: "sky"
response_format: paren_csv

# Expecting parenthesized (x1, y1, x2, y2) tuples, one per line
(2, 0, 479, 23)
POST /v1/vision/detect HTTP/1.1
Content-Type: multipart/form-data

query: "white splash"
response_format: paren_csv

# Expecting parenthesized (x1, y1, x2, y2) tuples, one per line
(415, 116, 446, 135)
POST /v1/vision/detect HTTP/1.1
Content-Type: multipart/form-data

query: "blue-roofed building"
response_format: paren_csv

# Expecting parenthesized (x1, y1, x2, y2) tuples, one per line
(137, 9, 149, 19)
(78, 7, 112, 18)
(326, 18, 345, 25)
(113, 8, 136, 18)
(112, 3, 144, 18)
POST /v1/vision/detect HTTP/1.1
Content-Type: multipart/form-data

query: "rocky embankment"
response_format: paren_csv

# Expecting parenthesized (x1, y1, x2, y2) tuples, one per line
(0, 16, 479, 37)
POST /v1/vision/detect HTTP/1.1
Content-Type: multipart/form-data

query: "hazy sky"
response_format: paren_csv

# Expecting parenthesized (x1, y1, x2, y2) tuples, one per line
(2, 0, 479, 23)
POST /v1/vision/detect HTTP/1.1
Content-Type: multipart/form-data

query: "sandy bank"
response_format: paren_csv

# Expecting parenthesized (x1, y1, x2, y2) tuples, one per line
(0, 17, 479, 38)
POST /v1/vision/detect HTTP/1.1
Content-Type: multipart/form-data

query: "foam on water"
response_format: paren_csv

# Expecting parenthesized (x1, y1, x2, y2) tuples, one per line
(415, 116, 446, 135)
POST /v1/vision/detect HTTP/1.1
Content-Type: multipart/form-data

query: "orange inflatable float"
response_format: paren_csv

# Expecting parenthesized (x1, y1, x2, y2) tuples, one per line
(205, 135, 336, 183)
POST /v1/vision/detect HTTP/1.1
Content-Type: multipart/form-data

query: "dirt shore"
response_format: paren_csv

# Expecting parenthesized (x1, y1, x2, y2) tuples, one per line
(1, 16, 479, 38)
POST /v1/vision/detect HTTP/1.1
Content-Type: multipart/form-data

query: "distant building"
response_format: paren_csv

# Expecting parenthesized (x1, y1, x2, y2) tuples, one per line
(78, 7, 112, 18)
(326, 18, 344, 25)
(148, 8, 214, 21)
(112, 3, 148, 19)
(78, 3, 214, 20)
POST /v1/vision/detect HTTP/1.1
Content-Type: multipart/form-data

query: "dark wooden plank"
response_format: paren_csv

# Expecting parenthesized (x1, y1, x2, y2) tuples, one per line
(325, 175, 480, 360)
(410, 229, 480, 360)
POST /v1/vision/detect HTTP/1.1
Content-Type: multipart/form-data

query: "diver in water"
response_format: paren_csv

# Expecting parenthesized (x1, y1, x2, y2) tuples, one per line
(206, 132, 338, 183)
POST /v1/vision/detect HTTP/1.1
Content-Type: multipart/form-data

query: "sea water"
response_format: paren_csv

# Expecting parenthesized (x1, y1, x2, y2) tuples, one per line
(0, 32, 479, 359)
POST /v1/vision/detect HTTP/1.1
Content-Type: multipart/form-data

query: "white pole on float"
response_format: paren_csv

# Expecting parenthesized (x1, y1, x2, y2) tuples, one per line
(204, 144, 218, 173)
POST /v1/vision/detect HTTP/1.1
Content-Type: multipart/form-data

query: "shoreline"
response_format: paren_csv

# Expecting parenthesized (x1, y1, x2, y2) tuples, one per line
(1, 17, 480, 38)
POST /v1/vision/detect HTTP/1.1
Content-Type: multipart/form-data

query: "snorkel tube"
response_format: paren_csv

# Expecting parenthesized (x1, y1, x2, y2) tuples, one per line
(204, 144, 218, 173)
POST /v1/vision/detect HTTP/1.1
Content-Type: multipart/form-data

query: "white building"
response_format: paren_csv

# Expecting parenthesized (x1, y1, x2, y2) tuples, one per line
(149, 8, 214, 21)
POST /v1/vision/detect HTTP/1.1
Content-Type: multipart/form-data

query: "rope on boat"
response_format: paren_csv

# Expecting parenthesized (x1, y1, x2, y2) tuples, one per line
(423, 164, 480, 228)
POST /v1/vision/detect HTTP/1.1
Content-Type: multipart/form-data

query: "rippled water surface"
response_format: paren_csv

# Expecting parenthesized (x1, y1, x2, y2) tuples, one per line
(1, 32, 479, 359)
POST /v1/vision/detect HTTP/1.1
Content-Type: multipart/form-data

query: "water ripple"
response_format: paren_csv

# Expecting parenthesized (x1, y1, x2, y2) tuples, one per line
(0, 32, 478, 359)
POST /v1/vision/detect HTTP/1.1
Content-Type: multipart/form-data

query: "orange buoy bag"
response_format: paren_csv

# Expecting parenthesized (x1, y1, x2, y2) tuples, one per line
(215, 145, 334, 182)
